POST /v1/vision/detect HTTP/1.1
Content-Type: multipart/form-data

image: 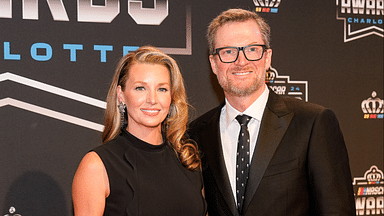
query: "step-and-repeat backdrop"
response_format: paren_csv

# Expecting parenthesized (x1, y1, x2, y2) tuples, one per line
(1, 0, 383, 215)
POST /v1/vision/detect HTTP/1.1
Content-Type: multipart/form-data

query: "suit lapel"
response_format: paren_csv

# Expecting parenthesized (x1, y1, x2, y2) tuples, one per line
(243, 92, 294, 212)
(202, 106, 238, 215)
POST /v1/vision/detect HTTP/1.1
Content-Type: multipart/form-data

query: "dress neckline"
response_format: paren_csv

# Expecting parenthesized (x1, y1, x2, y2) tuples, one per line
(120, 129, 167, 152)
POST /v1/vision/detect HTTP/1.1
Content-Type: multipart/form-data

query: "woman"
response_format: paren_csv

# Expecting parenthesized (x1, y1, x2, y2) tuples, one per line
(72, 46, 206, 215)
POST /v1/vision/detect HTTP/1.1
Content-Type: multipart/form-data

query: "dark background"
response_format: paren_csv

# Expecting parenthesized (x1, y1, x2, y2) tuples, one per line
(1, 0, 383, 215)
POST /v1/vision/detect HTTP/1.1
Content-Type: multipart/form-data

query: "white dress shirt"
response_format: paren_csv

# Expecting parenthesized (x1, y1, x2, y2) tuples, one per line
(219, 85, 269, 202)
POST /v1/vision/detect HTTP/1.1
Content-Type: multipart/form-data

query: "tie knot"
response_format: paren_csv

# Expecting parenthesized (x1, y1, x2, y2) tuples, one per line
(236, 115, 251, 126)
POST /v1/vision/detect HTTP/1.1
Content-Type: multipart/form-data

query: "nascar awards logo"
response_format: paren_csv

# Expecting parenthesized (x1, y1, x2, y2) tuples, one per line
(253, 0, 281, 13)
(265, 66, 308, 101)
(336, 0, 384, 42)
(361, 91, 384, 119)
(353, 165, 384, 215)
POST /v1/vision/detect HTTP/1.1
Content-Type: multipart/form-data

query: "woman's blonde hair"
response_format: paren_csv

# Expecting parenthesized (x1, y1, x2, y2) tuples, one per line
(102, 46, 200, 171)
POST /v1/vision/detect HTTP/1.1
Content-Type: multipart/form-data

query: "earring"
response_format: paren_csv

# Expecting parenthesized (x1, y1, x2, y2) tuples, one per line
(118, 102, 128, 129)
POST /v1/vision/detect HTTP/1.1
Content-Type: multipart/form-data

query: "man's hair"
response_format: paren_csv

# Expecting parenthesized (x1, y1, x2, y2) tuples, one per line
(207, 8, 271, 54)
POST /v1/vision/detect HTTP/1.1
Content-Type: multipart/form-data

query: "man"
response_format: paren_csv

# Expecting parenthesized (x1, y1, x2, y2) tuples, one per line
(189, 8, 355, 216)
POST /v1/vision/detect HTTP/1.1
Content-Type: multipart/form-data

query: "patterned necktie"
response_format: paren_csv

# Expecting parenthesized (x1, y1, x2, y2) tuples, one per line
(235, 115, 251, 213)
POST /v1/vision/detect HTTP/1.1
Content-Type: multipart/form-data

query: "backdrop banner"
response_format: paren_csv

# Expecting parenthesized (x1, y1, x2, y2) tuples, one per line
(1, 0, 383, 215)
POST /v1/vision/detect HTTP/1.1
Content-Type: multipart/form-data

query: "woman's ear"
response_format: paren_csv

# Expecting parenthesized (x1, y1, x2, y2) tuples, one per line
(116, 85, 124, 104)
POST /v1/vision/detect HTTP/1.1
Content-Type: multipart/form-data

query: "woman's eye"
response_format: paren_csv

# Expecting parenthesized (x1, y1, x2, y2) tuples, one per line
(135, 86, 145, 91)
(158, 88, 168, 92)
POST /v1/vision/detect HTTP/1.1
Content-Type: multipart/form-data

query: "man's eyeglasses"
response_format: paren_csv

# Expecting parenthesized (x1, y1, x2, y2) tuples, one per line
(213, 44, 267, 63)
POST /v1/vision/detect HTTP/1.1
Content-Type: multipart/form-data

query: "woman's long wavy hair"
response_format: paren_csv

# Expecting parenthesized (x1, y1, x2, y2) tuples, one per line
(102, 46, 200, 171)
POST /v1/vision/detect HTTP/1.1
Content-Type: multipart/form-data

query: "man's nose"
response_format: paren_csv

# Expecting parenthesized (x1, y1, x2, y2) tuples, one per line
(235, 50, 248, 65)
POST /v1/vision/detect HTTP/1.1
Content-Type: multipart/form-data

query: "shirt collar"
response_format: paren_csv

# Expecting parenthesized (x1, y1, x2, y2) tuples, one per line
(224, 85, 269, 128)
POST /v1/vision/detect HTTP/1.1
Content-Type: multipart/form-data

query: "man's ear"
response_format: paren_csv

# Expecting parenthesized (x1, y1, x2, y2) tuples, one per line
(265, 49, 272, 69)
(209, 55, 218, 75)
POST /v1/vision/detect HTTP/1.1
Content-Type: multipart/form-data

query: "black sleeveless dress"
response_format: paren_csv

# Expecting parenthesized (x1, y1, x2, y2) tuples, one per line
(92, 129, 206, 216)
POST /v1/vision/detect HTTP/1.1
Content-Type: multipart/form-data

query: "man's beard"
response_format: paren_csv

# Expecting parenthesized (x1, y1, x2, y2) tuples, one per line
(217, 68, 265, 97)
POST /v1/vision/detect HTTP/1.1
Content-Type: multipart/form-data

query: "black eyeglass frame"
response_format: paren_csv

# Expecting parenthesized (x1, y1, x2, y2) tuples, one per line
(213, 44, 268, 63)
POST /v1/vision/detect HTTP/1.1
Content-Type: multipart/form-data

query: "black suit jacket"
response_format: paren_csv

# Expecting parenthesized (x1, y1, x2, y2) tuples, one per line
(189, 91, 355, 216)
